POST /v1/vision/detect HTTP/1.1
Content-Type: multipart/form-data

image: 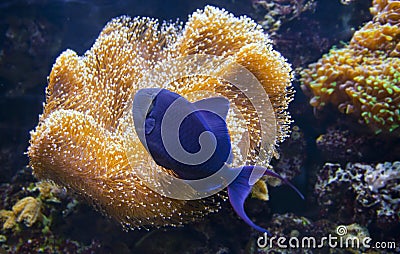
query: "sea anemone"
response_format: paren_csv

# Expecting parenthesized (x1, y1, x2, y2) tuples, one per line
(28, 6, 293, 229)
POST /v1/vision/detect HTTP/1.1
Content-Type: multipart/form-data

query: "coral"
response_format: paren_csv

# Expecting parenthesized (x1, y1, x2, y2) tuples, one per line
(271, 125, 306, 180)
(255, 0, 372, 68)
(257, 213, 336, 253)
(0, 197, 42, 230)
(250, 126, 308, 200)
(258, 214, 397, 253)
(28, 6, 294, 230)
(315, 162, 400, 232)
(341, 223, 370, 241)
(251, 179, 270, 201)
(5, 235, 101, 254)
(371, 0, 400, 25)
(35, 181, 65, 203)
(300, 0, 400, 134)
(12, 197, 42, 227)
(315, 127, 385, 162)
(0, 210, 16, 230)
(0, 167, 102, 253)
(336, 223, 372, 253)
(364, 161, 400, 192)
(252, 0, 316, 34)
(316, 128, 365, 162)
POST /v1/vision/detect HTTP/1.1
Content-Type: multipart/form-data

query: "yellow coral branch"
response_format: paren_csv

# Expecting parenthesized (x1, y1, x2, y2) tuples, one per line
(301, 0, 400, 134)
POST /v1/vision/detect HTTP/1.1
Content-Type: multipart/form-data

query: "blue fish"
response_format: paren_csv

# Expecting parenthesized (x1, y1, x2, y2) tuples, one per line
(132, 88, 303, 234)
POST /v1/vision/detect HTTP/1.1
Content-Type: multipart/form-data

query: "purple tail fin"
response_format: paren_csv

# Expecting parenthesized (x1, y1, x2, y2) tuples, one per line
(227, 166, 304, 234)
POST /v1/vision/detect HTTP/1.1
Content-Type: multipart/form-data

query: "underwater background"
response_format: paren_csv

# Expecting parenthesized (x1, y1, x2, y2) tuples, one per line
(0, 0, 399, 253)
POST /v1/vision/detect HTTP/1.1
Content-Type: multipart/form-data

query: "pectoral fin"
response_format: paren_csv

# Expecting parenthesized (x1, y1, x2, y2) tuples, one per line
(145, 117, 156, 135)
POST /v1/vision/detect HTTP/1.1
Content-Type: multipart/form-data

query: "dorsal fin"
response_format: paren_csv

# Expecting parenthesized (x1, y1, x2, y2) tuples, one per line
(193, 97, 230, 120)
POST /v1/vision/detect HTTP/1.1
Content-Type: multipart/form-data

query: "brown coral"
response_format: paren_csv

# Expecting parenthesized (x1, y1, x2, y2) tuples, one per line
(28, 6, 293, 229)
(12, 197, 42, 227)
(300, 0, 400, 134)
(0, 197, 42, 230)
(0, 210, 16, 230)
(371, 0, 400, 25)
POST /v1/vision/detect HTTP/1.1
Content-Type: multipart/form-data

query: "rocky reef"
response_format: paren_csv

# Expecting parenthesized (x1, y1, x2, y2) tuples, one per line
(316, 162, 400, 232)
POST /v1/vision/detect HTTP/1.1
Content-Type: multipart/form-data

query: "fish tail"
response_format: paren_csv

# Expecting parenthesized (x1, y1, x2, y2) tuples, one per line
(227, 166, 304, 234)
